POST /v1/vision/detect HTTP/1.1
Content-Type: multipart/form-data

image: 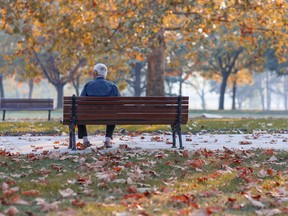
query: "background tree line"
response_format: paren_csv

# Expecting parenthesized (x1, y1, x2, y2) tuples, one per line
(0, 0, 287, 109)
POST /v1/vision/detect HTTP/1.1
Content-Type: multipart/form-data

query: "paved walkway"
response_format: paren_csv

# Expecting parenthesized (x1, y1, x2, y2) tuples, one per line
(0, 132, 288, 155)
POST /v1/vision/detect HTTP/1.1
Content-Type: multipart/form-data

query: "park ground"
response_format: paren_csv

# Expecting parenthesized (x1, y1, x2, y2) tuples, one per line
(0, 110, 287, 215)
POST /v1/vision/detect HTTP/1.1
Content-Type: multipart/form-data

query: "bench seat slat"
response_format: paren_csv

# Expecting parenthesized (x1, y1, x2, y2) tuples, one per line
(62, 120, 180, 125)
(62, 113, 189, 124)
(62, 118, 189, 125)
(65, 113, 177, 119)
(64, 106, 188, 113)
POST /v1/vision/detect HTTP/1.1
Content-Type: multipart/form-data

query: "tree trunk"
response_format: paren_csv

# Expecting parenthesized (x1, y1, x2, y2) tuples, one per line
(178, 68, 183, 96)
(237, 98, 242, 110)
(0, 75, 4, 98)
(284, 74, 288, 110)
(134, 62, 142, 96)
(56, 83, 64, 109)
(72, 75, 80, 96)
(257, 75, 265, 110)
(265, 70, 271, 111)
(231, 79, 237, 110)
(200, 89, 206, 110)
(146, 29, 165, 96)
(218, 72, 229, 110)
(28, 79, 33, 99)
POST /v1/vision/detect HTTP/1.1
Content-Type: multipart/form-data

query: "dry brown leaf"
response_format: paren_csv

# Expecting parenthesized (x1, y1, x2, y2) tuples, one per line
(244, 194, 265, 208)
(10, 195, 29, 205)
(59, 188, 76, 198)
(56, 208, 79, 216)
(255, 208, 281, 216)
(3, 187, 19, 197)
(127, 185, 137, 193)
(119, 144, 129, 149)
(22, 189, 40, 196)
(3, 206, 19, 216)
(71, 199, 86, 208)
(40, 201, 61, 212)
(239, 141, 252, 145)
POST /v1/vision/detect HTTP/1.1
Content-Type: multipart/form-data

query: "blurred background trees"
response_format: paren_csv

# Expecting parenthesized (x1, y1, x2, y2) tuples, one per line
(0, 0, 287, 110)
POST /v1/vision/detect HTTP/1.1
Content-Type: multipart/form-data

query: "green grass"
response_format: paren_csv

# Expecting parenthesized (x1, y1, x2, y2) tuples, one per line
(0, 149, 287, 215)
(0, 117, 287, 136)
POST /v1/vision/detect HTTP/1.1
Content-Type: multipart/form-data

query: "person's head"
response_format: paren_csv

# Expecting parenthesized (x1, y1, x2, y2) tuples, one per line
(93, 63, 108, 78)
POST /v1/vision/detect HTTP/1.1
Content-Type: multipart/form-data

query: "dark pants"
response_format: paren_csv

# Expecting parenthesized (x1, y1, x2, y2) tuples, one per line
(77, 125, 115, 139)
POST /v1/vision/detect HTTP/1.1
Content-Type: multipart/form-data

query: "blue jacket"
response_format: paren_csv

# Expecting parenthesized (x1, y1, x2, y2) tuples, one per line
(80, 77, 121, 97)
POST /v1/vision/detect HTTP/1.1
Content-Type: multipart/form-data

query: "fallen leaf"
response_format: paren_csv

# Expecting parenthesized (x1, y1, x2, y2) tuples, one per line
(22, 189, 40, 196)
(127, 185, 137, 193)
(4, 187, 19, 197)
(71, 199, 86, 208)
(244, 194, 265, 208)
(40, 201, 60, 212)
(59, 188, 76, 198)
(119, 144, 129, 149)
(3, 206, 19, 216)
(182, 150, 190, 157)
(255, 208, 281, 216)
(10, 195, 29, 205)
(268, 156, 278, 162)
(239, 141, 252, 145)
(151, 136, 163, 142)
(113, 166, 123, 172)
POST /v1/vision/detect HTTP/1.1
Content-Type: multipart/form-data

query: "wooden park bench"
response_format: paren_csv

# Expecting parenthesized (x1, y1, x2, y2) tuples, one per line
(0, 98, 54, 121)
(62, 95, 189, 150)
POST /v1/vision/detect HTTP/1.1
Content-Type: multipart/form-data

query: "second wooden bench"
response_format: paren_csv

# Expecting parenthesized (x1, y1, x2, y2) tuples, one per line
(0, 98, 54, 121)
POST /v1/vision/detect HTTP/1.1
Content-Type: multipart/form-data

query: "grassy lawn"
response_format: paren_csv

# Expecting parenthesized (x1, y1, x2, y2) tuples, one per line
(0, 111, 287, 215)
(0, 148, 287, 215)
(0, 109, 287, 135)
(0, 118, 287, 137)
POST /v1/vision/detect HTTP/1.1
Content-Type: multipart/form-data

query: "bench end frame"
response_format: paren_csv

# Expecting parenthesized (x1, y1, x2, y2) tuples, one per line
(171, 95, 184, 149)
(68, 95, 77, 150)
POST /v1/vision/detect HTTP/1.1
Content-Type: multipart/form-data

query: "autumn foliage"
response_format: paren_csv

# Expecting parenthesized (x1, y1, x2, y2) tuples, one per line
(0, 0, 287, 97)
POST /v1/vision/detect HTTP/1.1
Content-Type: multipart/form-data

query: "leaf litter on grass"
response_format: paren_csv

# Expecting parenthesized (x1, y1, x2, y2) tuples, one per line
(0, 146, 288, 216)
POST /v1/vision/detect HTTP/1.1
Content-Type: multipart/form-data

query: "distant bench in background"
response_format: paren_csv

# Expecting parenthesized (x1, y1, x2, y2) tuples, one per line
(0, 98, 54, 121)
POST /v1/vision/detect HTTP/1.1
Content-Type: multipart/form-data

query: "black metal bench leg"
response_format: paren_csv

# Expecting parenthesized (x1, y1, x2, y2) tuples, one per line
(178, 131, 184, 149)
(171, 125, 177, 148)
(71, 126, 76, 150)
(68, 124, 76, 150)
(68, 125, 73, 149)
(48, 110, 51, 121)
(69, 95, 76, 150)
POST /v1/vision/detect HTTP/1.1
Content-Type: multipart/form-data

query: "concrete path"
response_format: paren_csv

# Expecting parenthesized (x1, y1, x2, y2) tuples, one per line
(0, 132, 287, 155)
